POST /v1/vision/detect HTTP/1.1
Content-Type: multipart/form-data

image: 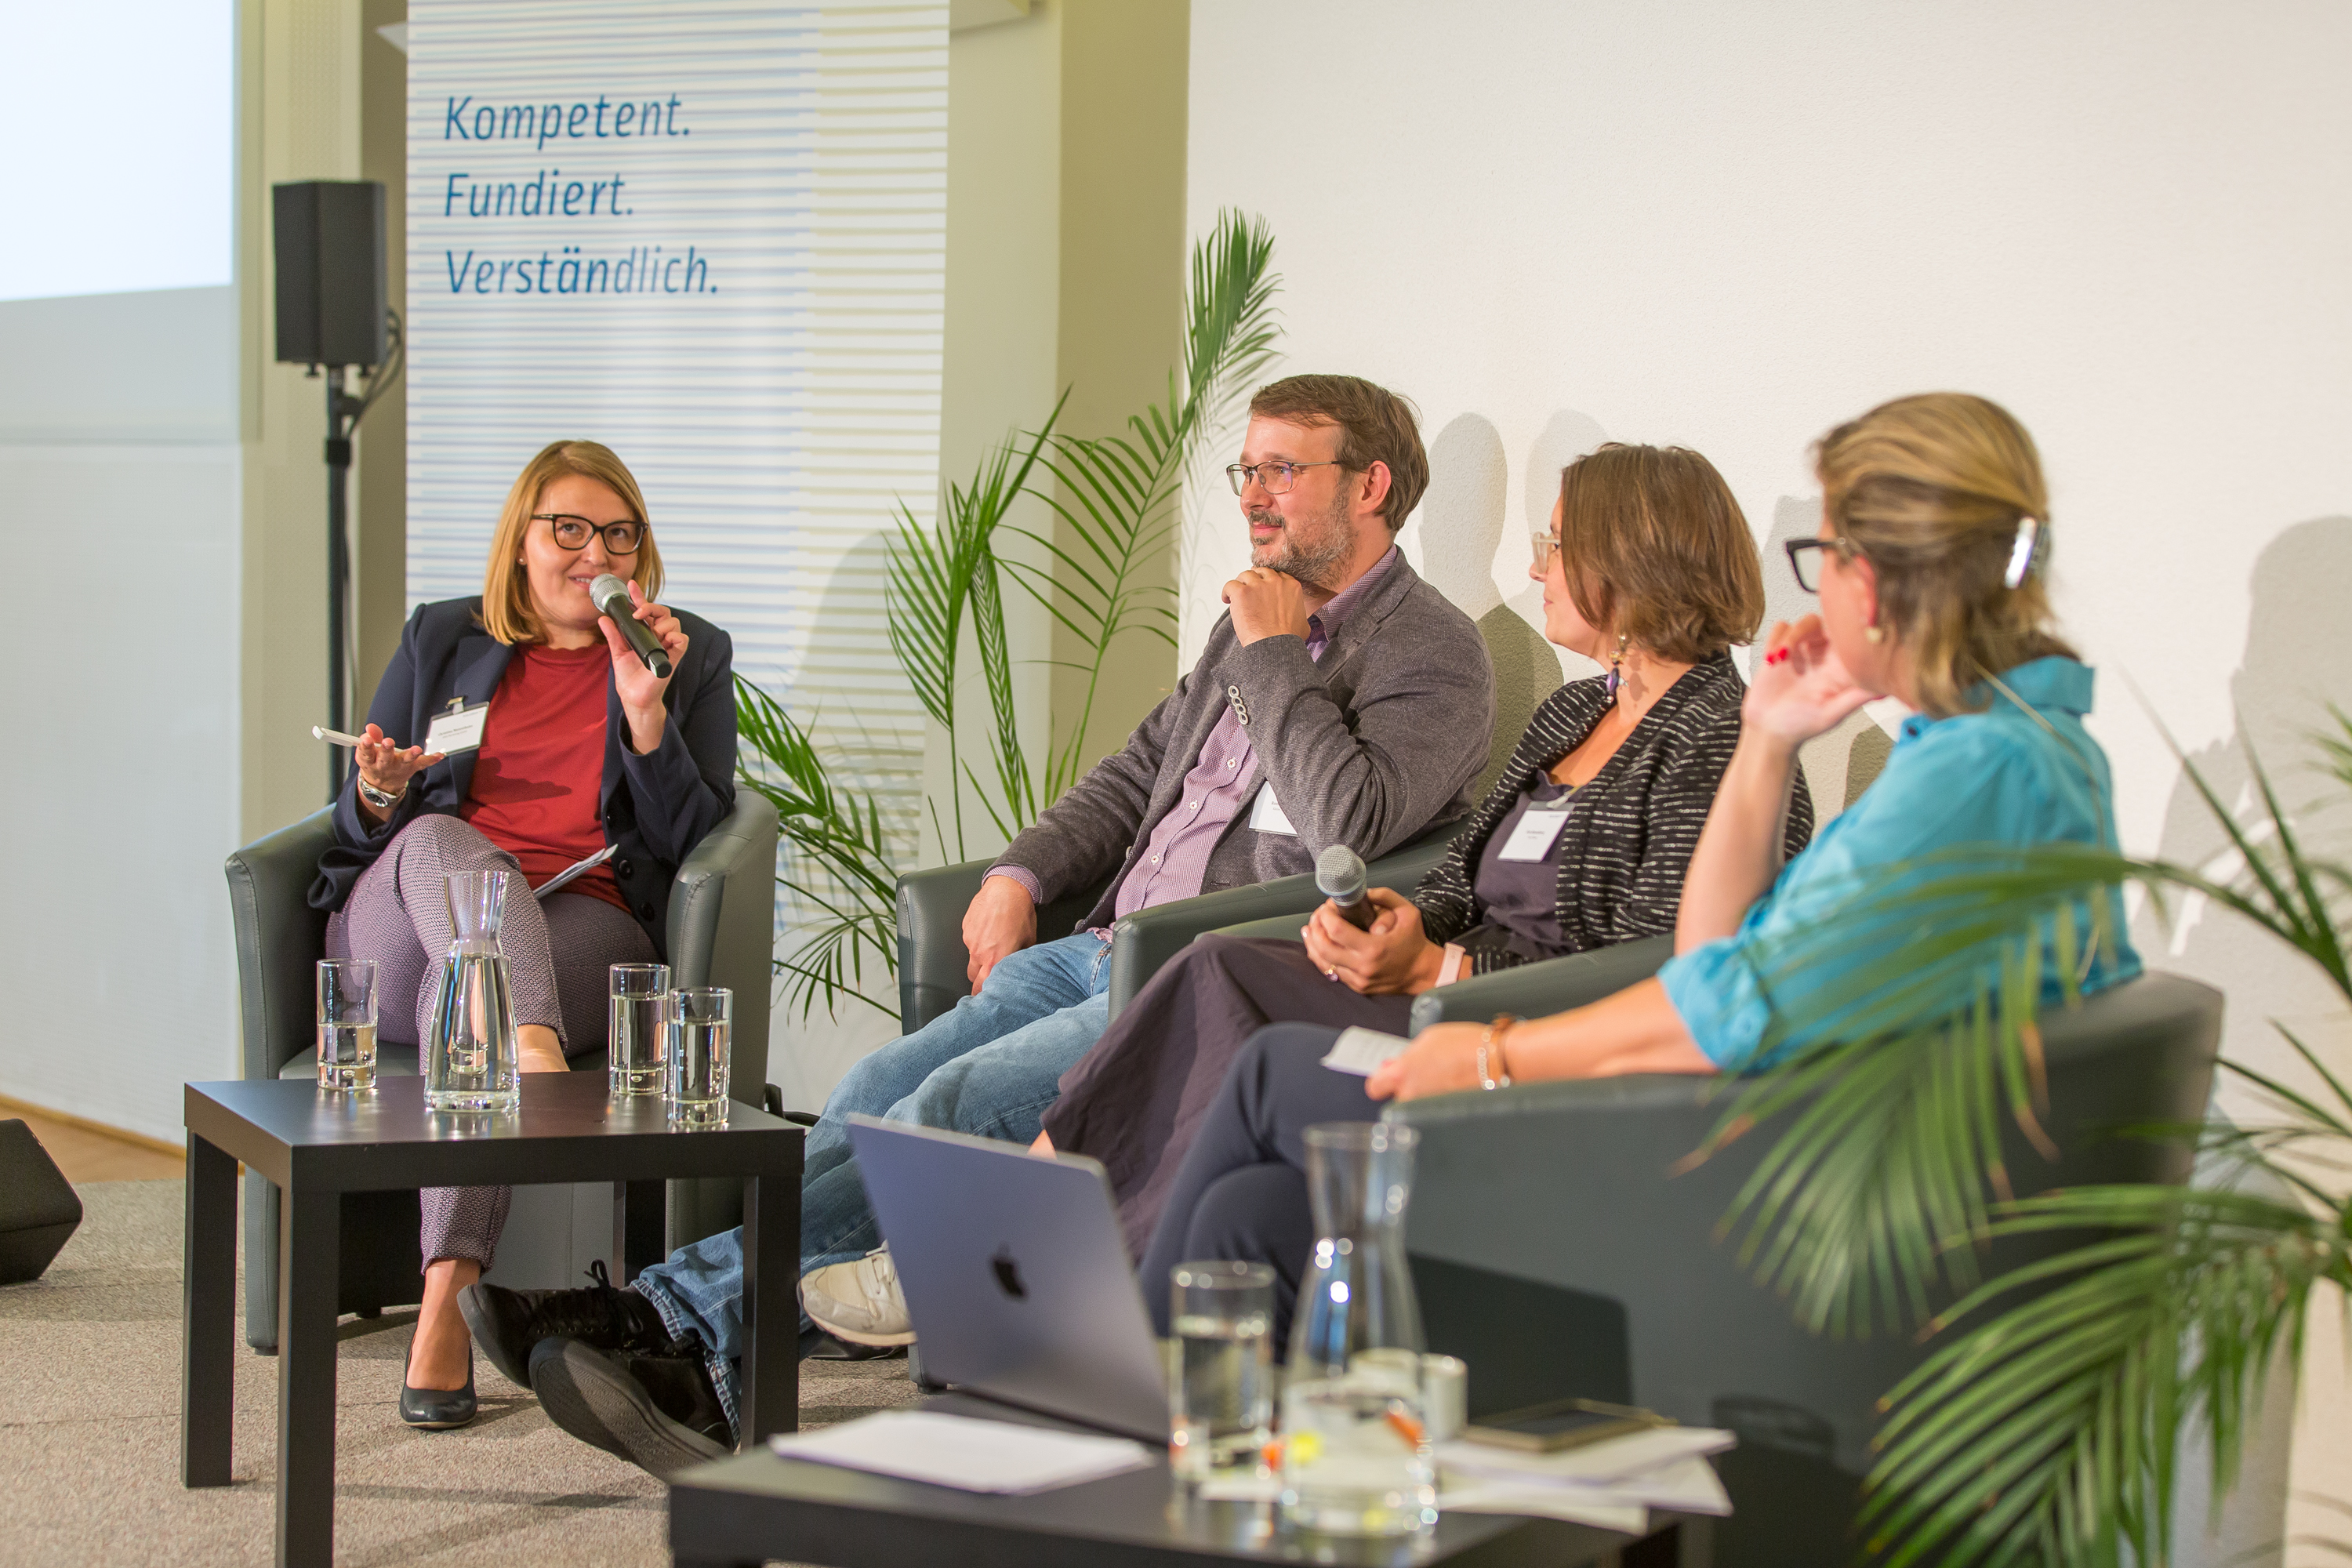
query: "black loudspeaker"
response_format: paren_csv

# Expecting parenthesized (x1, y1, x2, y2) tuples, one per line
(273, 180, 387, 368)
(0, 1120, 84, 1284)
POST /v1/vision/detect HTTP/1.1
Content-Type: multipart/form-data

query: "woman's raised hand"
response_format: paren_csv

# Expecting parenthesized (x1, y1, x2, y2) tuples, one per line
(352, 724, 445, 818)
(601, 579, 689, 751)
(1301, 887, 1446, 996)
(1745, 615, 1872, 746)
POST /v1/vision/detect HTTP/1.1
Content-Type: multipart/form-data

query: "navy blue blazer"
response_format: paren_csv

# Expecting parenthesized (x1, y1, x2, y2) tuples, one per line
(309, 595, 739, 959)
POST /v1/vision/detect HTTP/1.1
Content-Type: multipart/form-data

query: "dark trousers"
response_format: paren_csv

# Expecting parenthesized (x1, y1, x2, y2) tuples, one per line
(1134, 1022, 1382, 1347)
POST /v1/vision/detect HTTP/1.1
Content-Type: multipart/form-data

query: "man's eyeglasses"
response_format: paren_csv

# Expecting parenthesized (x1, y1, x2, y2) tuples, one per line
(533, 514, 645, 554)
(1225, 460, 1345, 496)
(1784, 536, 1857, 593)
(1532, 530, 1563, 573)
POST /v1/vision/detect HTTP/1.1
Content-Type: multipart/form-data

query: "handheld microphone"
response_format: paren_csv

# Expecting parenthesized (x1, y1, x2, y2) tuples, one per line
(1315, 844, 1378, 931)
(590, 574, 673, 679)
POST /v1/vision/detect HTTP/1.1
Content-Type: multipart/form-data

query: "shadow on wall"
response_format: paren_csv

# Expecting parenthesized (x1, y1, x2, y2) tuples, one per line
(2132, 517, 2352, 1566)
(1758, 496, 1888, 822)
(1415, 412, 1557, 799)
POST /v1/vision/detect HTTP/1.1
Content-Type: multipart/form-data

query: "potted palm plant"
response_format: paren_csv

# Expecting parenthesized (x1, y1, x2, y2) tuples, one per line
(1721, 713, 2352, 1563)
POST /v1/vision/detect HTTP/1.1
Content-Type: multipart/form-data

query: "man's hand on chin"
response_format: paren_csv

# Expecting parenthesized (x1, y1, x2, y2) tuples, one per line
(1223, 567, 1311, 646)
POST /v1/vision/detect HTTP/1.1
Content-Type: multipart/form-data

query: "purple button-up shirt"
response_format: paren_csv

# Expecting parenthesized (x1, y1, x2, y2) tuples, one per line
(988, 547, 1399, 933)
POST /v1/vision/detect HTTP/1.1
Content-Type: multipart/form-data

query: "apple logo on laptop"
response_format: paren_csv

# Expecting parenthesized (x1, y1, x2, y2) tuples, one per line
(990, 1245, 1028, 1301)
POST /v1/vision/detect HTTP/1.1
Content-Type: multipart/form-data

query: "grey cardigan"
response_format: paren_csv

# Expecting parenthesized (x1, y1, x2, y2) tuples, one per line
(996, 554, 1495, 934)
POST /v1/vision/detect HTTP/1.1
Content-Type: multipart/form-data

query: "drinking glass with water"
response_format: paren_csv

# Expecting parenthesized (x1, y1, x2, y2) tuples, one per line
(608, 964, 670, 1097)
(666, 986, 730, 1129)
(1168, 1260, 1275, 1483)
(315, 960, 379, 1092)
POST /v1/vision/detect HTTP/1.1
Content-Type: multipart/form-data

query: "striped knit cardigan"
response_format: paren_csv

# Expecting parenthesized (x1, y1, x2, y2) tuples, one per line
(1412, 650, 1814, 974)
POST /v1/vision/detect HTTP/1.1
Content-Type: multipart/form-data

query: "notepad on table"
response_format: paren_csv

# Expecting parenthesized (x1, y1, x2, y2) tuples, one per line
(767, 1410, 1156, 1494)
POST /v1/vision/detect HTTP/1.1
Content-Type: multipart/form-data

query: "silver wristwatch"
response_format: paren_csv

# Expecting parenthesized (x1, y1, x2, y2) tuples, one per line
(356, 774, 405, 811)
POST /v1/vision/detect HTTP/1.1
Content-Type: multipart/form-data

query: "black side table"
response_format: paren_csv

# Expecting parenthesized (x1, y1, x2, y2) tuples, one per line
(667, 1392, 1696, 1568)
(180, 1074, 804, 1568)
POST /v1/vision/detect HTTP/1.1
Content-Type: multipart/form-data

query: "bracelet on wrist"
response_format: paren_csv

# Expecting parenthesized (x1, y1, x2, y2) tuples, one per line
(1475, 1014, 1519, 1091)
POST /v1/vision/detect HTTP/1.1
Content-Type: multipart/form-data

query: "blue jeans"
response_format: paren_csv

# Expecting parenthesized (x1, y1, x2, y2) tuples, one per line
(633, 931, 1115, 1432)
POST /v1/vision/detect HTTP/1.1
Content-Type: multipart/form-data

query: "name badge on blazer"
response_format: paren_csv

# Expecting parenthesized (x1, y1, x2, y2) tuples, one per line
(426, 702, 491, 756)
(1248, 786, 1298, 837)
(1495, 797, 1575, 862)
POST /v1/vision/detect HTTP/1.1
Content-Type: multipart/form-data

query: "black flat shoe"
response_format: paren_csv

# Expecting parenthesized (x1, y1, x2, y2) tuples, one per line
(401, 1346, 477, 1429)
(459, 1259, 677, 1388)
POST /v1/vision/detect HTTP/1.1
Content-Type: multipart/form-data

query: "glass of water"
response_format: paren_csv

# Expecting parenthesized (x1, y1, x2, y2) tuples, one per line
(315, 960, 379, 1092)
(666, 986, 731, 1130)
(1168, 1261, 1275, 1483)
(608, 964, 671, 1097)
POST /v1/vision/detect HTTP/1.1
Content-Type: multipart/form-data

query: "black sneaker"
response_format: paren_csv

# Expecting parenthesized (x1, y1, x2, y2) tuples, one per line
(459, 1260, 678, 1388)
(529, 1338, 733, 1478)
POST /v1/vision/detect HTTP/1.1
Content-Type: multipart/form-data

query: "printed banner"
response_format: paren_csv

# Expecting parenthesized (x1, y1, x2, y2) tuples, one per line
(408, 0, 945, 1074)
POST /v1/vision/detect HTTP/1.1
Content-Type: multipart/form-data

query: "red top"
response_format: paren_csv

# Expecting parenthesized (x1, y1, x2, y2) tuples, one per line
(461, 644, 629, 912)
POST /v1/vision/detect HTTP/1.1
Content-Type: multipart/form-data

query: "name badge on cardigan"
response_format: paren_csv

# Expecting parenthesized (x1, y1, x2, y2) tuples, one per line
(426, 702, 491, 755)
(1496, 796, 1575, 862)
(1248, 786, 1297, 837)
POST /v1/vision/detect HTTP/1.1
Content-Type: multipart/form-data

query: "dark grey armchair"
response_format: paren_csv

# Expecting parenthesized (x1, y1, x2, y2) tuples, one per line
(224, 793, 779, 1352)
(1389, 972, 2222, 1566)
(891, 822, 1465, 1032)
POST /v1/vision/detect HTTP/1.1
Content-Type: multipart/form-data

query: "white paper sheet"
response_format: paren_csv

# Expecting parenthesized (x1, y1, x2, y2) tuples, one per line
(534, 842, 618, 900)
(1319, 1025, 1412, 1076)
(1437, 1483, 1650, 1533)
(1438, 1425, 1736, 1486)
(766, 1410, 1156, 1494)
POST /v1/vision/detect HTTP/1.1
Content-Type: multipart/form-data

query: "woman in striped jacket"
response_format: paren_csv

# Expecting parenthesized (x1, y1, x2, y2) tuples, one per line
(1033, 442, 1812, 1264)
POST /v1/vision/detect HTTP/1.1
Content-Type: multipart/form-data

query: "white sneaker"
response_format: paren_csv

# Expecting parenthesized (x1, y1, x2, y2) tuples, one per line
(799, 1246, 916, 1346)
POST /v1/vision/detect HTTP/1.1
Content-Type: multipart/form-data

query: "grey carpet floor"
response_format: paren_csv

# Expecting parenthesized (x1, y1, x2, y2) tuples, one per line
(0, 1181, 923, 1566)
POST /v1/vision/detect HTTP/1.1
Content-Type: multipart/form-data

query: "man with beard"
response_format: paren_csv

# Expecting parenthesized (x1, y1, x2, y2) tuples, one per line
(471, 375, 1496, 1475)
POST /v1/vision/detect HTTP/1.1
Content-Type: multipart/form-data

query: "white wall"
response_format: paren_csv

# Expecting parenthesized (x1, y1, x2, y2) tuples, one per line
(0, 290, 244, 1140)
(1185, 1, 2351, 1557)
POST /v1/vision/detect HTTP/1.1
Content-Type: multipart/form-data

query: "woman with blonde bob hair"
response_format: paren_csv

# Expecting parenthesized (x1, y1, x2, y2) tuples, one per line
(310, 440, 736, 1427)
(1147, 394, 2142, 1343)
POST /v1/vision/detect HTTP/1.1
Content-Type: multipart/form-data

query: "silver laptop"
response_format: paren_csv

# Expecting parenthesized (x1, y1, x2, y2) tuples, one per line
(845, 1114, 1170, 1442)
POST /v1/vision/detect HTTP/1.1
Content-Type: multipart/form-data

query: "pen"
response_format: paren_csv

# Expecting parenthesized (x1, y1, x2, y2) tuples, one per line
(314, 726, 368, 748)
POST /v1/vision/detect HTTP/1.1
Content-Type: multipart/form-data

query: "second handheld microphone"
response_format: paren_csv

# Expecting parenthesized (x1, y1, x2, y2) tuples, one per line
(590, 574, 673, 679)
(1315, 844, 1378, 931)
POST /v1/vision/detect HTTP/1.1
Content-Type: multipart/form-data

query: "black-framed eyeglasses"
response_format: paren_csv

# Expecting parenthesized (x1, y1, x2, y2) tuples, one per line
(1784, 536, 1857, 593)
(1225, 460, 1345, 496)
(532, 514, 645, 554)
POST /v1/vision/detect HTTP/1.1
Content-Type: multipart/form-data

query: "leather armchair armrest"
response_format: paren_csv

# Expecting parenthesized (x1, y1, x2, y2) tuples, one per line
(223, 809, 338, 1081)
(667, 791, 779, 1094)
(1405, 934, 1674, 1034)
(1105, 823, 1465, 1021)
(895, 860, 1109, 1033)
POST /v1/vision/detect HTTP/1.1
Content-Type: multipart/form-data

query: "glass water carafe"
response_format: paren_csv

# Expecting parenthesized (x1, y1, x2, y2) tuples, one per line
(1279, 1120, 1435, 1537)
(423, 869, 521, 1112)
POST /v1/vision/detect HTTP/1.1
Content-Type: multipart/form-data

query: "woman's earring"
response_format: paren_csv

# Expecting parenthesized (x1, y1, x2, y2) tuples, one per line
(1604, 633, 1628, 699)
(1864, 623, 1886, 644)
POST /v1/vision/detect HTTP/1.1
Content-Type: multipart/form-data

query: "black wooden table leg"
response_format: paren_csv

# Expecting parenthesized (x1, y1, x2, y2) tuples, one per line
(180, 1134, 237, 1488)
(735, 1145, 801, 1445)
(275, 1184, 341, 1568)
(615, 1179, 664, 1283)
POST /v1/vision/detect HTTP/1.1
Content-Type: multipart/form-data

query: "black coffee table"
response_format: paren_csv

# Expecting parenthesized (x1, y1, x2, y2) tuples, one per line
(180, 1073, 804, 1568)
(666, 1392, 1695, 1568)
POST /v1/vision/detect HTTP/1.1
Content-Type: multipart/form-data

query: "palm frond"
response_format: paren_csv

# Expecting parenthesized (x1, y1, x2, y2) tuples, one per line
(1715, 706, 2352, 1563)
(732, 675, 900, 1020)
(1006, 209, 1280, 803)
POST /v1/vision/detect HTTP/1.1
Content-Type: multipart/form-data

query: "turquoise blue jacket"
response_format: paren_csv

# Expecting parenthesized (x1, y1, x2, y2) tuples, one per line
(1660, 656, 2142, 1070)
